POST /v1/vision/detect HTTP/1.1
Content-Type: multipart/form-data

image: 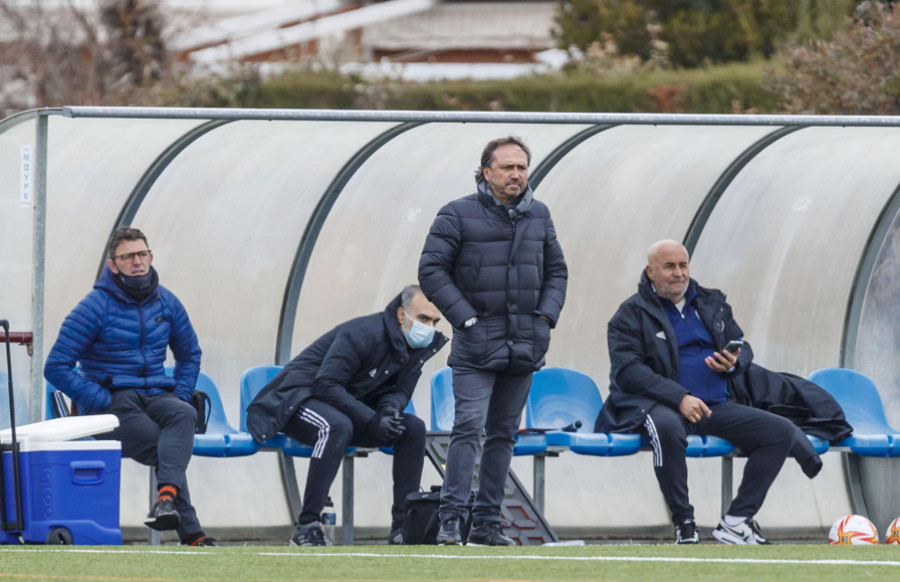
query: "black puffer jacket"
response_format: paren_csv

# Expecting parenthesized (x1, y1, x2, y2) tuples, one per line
(596, 272, 749, 433)
(418, 182, 567, 374)
(246, 294, 448, 443)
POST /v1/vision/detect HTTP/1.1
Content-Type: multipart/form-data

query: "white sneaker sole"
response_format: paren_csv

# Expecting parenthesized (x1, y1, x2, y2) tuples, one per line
(712, 528, 754, 545)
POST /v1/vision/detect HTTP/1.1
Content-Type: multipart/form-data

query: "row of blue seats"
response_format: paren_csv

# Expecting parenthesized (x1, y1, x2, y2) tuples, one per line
(435, 365, 900, 518)
(438, 366, 900, 459)
(47, 366, 411, 459)
(48, 365, 900, 461)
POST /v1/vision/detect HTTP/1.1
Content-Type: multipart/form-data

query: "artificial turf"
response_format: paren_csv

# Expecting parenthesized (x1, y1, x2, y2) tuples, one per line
(1, 543, 899, 581)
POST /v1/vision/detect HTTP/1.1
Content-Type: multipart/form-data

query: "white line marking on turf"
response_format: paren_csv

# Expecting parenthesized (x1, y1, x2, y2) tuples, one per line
(3, 548, 899, 568)
(259, 552, 900, 567)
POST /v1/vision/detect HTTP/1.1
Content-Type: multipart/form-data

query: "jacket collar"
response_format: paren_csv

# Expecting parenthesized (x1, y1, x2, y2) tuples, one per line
(382, 294, 448, 357)
(476, 180, 534, 220)
(95, 266, 160, 305)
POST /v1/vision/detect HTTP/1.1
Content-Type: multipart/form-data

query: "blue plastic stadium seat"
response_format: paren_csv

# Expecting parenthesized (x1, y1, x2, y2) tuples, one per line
(191, 371, 258, 457)
(808, 367, 900, 457)
(239, 365, 287, 450)
(430, 367, 455, 432)
(166, 367, 258, 457)
(806, 435, 830, 455)
(525, 367, 641, 457)
(45, 381, 71, 420)
(430, 367, 547, 456)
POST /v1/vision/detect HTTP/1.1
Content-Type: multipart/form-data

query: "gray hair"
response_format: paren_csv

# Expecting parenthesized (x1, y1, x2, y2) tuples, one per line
(400, 284, 422, 311)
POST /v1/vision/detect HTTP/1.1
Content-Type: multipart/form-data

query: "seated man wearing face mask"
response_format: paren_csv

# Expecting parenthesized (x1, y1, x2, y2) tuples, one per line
(246, 284, 447, 547)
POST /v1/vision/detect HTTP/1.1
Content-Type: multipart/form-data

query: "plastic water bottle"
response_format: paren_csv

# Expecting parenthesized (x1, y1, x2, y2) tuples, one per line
(561, 420, 583, 432)
(321, 498, 336, 546)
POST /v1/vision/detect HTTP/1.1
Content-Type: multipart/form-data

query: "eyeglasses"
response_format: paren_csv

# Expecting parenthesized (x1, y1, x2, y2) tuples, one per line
(114, 250, 151, 262)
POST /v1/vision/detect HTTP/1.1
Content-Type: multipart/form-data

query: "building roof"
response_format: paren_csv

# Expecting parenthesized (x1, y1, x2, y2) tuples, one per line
(363, 1, 556, 52)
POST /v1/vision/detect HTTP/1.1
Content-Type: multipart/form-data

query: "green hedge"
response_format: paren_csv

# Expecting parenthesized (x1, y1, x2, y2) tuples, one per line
(248, 69, 357, 109)
(249, 61, 782, 114)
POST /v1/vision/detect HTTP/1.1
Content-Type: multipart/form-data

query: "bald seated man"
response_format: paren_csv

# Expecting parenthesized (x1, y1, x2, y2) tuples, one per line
(596, 240, 825, 545)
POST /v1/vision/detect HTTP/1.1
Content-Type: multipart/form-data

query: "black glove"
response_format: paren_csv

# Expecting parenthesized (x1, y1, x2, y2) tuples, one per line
(367, 412, 405, 441)
(378, 405, 400, 418)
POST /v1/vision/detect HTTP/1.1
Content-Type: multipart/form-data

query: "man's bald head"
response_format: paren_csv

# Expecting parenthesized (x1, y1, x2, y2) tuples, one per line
(646, 240, 690, 303)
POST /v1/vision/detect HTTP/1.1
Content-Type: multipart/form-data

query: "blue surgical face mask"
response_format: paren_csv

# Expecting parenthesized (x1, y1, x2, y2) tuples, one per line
(404, 310, 435, 349)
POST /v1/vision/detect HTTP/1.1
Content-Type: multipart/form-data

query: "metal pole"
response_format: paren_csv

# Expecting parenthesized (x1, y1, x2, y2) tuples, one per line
(61, 105, 900, 127)
(30, 112, 48, 423)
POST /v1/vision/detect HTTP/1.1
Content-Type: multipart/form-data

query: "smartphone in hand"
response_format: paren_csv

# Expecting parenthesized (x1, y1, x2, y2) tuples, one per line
(723, 340, 744, 353)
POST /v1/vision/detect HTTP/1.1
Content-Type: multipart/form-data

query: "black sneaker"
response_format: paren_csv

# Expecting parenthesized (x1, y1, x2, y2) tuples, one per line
(290, 523, 328, 547)
(144, 498, 180, 531)
(467, 521, 515, 546)
(388, 527, 404, 545)
(435, 517, 462, 545)
(712, 518, 770, 545)
(675, 520, 699, 544)
(183, 536, 216, 547)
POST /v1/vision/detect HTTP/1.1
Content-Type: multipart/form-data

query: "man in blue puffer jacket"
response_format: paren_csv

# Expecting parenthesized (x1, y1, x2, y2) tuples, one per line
(44, 227, 211, 546)
(419, 136, 567, 546)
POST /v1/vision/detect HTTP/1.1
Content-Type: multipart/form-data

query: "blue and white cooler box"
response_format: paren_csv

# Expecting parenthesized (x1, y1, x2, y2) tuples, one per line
(1, 415, 122, 545)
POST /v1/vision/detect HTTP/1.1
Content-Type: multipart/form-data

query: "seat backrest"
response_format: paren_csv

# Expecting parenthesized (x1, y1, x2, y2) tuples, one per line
(808, 367, 897, 434)
(164, 366, 237, 433)
(526, 367, 603, 433)
(45, 382, 72, 419)
(430, 367, 455, 431)
(239, 365, 283, 431)
(193, 371, 237, 433)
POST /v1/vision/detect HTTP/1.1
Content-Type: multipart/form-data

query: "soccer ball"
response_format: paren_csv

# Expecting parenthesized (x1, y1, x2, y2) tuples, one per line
(885, 517, 900, 545)
(829, 515, 879, 545)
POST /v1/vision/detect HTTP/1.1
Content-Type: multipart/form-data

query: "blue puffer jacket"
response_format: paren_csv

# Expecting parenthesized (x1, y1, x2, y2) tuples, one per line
(44, 267, 202, 413)
(418, 181, 567, 374)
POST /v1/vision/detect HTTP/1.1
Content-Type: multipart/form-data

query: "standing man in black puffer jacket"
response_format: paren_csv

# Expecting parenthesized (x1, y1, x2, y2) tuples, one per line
(419, 136, 567, 546)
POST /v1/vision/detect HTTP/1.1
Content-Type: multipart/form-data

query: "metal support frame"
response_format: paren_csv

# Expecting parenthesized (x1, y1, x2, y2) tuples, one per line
(21, 105, 900, 543)
(29, 112, 48, 423)
(341, 455, 356, 545)
(530, 448, 561, 515)
(532, 455, 546, 514)
(842, 451, 869, 517)
(720, 456, 734, 518)
(278, 452, 303, 522)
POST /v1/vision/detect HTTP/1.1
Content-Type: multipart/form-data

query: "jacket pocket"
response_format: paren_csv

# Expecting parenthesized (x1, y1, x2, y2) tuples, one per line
(532, 316, 551, 365)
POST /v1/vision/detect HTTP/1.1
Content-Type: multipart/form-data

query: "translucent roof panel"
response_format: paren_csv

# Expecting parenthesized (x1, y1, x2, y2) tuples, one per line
(129, 120, 402, 414)
(290, 123, 592, 421)
(0, 118, 38, 335)
(853, 208, 900, 427)
(38, 117, 208, 350)
(534, 124, 781, 385)
(692, 127, 900, 377)
(2, 115, 205, 420)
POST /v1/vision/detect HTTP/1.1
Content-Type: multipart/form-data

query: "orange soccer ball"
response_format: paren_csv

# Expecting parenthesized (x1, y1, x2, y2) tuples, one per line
(829, 515, 879, 545)
(885, 517, 900, 545)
